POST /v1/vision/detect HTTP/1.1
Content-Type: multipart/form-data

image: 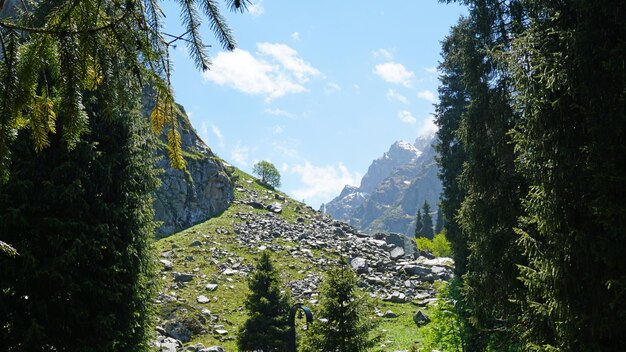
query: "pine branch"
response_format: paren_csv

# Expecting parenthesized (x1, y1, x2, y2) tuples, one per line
(176, 0, 210, 71)
(201, 0, 236, 51)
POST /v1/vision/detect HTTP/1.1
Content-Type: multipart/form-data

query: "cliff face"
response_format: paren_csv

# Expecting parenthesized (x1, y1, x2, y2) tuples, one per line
(325, 135, 442, 237)
(142, 93, 234, 239)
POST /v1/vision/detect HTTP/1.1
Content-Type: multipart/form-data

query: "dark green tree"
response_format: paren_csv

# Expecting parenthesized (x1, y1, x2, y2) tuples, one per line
(302, 264, 380, 352)
(503, 1, 626, 349)
(253, 160, 281, 188)
(419, 201, 434, 239)
(238, 251, 291, 352)
(434, 209, 444, 235)
(414, 209, 423, 239)
(0, 66, 160, 351)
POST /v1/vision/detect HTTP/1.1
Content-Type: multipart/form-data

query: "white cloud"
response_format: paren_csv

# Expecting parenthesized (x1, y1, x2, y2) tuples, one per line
(272, 125, 284, 134)
(280, 163, 289, 173)
(291, 32, 300, 41)
(203, 43, 321, 101)
(230, 142, 253, 167)
(290, 162, 362, 206)
(248, 1, 264, 17)
(372, 48, 394, 61)
(424, 66, 437, 74)
(264, 108, 296, 119)
(272, 139, 300, 158)
(257, 42, 321, 82)
(419, 115, 438, 137)
(398, 110, 417, 124)
(325, 82, 341, 93)
(417, 90, 436, 103)
(386, 89, 408, 103)
(373, 62, 414, 87)
(211, 124, 225, 148)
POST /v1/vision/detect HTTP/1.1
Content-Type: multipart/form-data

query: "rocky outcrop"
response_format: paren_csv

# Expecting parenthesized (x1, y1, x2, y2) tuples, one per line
(325, 135, 442, 237)
(142, 92, 234, 238)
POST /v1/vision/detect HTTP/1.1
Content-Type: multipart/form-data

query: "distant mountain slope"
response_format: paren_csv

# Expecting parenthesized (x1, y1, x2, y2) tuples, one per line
(325, 135, 442, 237)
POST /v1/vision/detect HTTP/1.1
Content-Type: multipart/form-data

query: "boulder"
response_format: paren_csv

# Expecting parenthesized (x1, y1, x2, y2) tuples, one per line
(413, 310, 431, 326)
(200, 347, 225, 352)
(173, 272, 194, 283)
(390, 246, 405, 260)
(164, 321, 192, 343)
(267, 202, 283, 213)
(350, 257, 369, 274)
(196, 295, 210, 303)
(382, 310, 398, 318)
(205, 283, 218, 291)
(403, 265, 430, 276)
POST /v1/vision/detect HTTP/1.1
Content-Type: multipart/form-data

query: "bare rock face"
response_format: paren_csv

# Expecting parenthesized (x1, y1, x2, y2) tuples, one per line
(142, 90, 234, 238)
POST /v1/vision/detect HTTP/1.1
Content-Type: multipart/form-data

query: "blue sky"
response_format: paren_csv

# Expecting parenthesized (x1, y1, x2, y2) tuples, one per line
(161, 1, 466, 208)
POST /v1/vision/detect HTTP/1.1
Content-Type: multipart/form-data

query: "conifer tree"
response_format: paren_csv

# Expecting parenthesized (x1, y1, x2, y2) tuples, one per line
(302, 263, 380, 352)
(414, 209, 423, 239)
(419, 201, 434, 239)
(238, 251, 291, 352)
(0, 65, 160, 351)
(434, 209, 444, 235)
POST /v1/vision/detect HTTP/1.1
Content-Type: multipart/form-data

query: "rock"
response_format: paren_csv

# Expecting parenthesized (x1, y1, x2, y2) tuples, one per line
(350, 257, 369, 274)
(199, 347, 225, 352)
(160, 259, 173, 270)
(164, 321, 192, 343)
(197, 295, 210, 303)
(403, 265, 430, 276)
(267, 202, 283, 213)
(247, 201, 265, 209)
(205, 283, 218, 291)
(173, 272, 194, 283)
(382, 310, 398, 318)
(390, 246, 405, 260)
(151, 98, 234, 239)
(214, 329, 228, 335)
(159, 337, 181, 352)
(190, 240, 202, 247)
(413, 310, 431, 326)
(222, 269, 238, 276)
(385, 291, 407, 303)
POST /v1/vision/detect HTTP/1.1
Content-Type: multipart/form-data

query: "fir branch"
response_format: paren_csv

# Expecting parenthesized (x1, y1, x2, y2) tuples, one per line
(201, 0, 236, 51)
(176, 0, 209, 71)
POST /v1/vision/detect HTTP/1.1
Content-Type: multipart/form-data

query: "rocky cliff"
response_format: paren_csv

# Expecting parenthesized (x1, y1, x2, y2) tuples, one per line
(325, 135, 442, 237)
(142, 94, 234, 238)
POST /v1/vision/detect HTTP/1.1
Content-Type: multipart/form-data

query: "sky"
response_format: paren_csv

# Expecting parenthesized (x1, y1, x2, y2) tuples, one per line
(161, 1, 466, 209)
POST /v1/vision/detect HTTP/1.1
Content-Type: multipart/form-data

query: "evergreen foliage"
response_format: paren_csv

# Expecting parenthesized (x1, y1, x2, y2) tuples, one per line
(302, 264, 380, 352)
(437, 0, 626, 350)
(414, 209, 423, 239)
(237, 251, 291, 352)
(434, 209, 444, 235)
(0, 73, 160, 351)
(419, 201, 434, 239)
(252, 160, 281, 188)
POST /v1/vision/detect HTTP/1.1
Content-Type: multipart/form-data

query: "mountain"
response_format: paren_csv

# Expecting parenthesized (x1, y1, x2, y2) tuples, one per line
(325, 135, 442, 237)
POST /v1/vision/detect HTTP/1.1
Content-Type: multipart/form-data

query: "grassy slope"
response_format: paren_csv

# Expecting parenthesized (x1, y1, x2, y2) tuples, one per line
(154, 169, 432, 351)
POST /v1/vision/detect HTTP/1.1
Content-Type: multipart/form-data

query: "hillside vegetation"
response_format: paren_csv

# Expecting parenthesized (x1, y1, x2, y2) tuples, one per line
(154, 168, 453, 351)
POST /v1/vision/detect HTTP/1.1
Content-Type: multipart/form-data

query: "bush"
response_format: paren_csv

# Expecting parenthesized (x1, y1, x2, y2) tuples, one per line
(415, 233, 453, 257)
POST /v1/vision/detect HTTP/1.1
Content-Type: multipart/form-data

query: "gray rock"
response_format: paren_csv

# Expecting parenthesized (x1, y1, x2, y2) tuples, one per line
(160, 337, 181, 352)
(350, 257, 369, 274)
(160, 259, 173, 270)
(385, 291, 407, 303)
(268, 202, 283, 213)
(413, 310, 431, 326)
(199, 347, 225, 352)
(164, 321, 192, 343)
(215, 329, 228, 335)
(403, 265, 430, 276)
(173, 272, 194, 283)
(247, 201, 265, 209)
(390, 246, 405, 260)
(197, 295, 210, 303)
(151, 98, 234, 239)
(382, 310, 398, 318)
(190, 240, 202, 247)
(205, 283, 218, 291)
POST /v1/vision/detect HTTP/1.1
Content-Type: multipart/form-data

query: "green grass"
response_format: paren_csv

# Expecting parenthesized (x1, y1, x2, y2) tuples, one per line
(154, 168, 429, 351)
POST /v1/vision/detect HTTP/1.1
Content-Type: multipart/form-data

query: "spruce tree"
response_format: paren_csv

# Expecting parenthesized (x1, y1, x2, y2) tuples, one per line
(434, 209, 444, 235)
(238, 251, 291, 352)
(0, 65, 160, 351)
(302, 264, 380, 352)
(414, 209, 423, 239)
(420, 201, 434, 239)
